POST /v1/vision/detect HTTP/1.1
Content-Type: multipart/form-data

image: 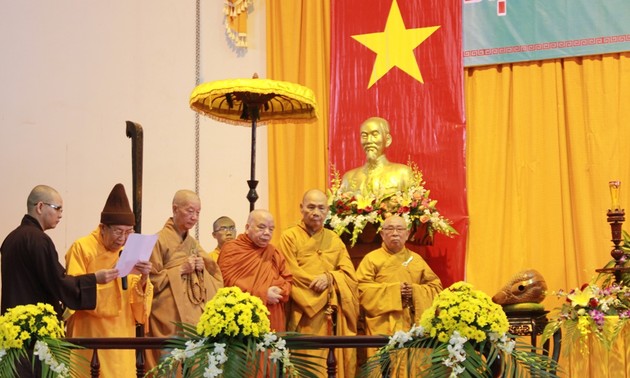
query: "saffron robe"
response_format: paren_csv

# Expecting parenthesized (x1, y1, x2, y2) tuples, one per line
(146, 218, 223, 369)
(278, 223, 359, 378)
(210, 246, 220, 262)
(65, 227, 154, 378)
(357, 245, 442, 362)
(219, 233, 292, 332)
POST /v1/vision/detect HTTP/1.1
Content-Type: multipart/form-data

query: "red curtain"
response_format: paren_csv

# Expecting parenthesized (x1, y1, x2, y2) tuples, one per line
(329, 0, 466, 285)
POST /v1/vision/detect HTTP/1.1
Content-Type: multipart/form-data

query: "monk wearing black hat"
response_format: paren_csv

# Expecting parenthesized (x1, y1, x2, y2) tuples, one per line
(65, 183, 153, 378)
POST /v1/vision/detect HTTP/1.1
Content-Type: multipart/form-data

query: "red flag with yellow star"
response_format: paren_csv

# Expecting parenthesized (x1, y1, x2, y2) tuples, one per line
(329, 0, 466, 286)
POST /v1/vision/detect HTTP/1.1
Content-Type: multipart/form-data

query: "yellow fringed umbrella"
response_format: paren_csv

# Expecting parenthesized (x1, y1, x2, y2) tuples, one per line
(190, 74, 318, 211)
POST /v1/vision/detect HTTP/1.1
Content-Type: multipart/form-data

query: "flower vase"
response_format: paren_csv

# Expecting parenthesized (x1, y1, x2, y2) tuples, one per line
(358, 222, 379, 244)
(483, 345, 504, 378)
(408, 221, 433, 246)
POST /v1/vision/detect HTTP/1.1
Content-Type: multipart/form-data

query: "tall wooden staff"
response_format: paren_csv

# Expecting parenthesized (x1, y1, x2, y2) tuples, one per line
(126, 121, 143, 232)
(126, 120, 146, 377)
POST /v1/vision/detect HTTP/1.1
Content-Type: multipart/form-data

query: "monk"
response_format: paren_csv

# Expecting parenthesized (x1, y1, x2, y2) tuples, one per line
(209, 215, 236, 262)
(218, 209, 292, 332)
(65, 183, 153, 378)
(278, 189, 359, 377)
(357, 215, 442, 370)
(146, 190, 223, 370)
(340, 117, 413, 198)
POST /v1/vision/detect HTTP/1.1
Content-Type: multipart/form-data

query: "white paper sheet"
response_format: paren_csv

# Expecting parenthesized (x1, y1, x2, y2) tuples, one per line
(115, 233, 158, 276)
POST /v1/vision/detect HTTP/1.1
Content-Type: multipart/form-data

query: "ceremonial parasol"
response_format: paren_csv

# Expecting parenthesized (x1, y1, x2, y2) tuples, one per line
(190, 74, 318, 211)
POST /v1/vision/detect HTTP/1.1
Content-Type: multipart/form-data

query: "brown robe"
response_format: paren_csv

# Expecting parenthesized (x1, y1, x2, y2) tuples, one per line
(146, 218, 223, 370)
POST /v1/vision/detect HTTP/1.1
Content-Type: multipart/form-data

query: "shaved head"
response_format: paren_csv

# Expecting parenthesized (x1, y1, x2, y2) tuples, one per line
(27, 185, 59, 212)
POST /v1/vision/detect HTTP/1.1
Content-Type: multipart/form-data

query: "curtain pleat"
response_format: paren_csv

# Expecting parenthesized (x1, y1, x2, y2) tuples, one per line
(265, 0, 330, 240)
(465, 52, 630, 371)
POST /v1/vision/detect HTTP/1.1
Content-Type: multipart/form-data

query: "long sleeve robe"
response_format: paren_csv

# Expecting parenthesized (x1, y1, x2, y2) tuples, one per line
(357, 244, 442, 335)
(218, 233, 292, 332)
(278, 223, 359, 378)
(1, 215, 97, 315)
(146, 218, 223, 369)
(1, 215, 98, 378)
(65, 227, 154, 378)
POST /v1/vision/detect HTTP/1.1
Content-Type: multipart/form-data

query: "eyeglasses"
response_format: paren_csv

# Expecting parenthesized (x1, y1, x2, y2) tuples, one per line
(214, 226, 236, 233)
(107, 226, 135, 238)
(382, 226, 407, 234)
(43, 202, 63, 212)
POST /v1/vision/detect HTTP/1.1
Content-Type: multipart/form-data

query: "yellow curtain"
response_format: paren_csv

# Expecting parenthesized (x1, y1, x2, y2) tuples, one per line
(465, 52, 630, 297)
(465, 52, 630, 370)
(265, 0, 330, 242)
(267, 4, 630, 375)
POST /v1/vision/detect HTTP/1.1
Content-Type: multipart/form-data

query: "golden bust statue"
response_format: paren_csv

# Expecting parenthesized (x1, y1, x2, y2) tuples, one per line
(340, 117, 413, 197)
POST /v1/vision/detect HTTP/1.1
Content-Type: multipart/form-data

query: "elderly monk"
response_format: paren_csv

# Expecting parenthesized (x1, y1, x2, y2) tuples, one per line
(278, 189, 359, 377)
(65, 183, 153, 378)
(340, 117, 413, 197)
(357, 215, 442, 362)
(146, 190, 223, 370)
(209, 215, 236, 262)
(219, 209, 292, 332)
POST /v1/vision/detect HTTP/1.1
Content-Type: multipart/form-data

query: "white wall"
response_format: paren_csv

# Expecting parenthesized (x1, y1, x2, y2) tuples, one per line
(0, 1, 267, 273)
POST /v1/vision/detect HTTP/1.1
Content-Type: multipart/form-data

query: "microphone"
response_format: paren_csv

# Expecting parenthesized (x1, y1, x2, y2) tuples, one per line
(120, 250, 128, 290)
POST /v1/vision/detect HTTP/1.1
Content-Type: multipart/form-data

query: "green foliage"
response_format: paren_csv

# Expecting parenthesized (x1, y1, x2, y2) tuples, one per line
(360, 336, 559, 378)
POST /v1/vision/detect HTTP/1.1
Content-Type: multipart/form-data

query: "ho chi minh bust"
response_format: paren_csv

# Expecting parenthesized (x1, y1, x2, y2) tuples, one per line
(340, 117, 413, 197)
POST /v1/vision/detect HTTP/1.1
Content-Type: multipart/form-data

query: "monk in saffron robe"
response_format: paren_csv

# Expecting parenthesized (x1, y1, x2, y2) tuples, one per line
(209, 216, 236, 262)
(219, 209, 292, 332)
(146, 190, 223, 370)
(357, 215, 442, 375)
(278, 189, 359, 377)
(66, 183, 153, 378)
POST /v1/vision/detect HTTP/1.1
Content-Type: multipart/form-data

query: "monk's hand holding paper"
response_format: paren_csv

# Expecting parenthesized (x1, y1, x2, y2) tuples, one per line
(267, 286, 283, 304)
(309, 274, 330, 293)
(134, 261, 152, 285)
(95, 268, 119, 284)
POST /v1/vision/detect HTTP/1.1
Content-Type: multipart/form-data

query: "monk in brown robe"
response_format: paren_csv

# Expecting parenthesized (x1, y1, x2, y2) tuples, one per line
(218, 209, 292, 332)
(145, 190, 223, 370)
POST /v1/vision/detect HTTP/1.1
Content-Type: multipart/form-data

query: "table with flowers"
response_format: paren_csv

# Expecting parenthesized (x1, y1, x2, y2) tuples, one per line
(543, 281, 630, 376)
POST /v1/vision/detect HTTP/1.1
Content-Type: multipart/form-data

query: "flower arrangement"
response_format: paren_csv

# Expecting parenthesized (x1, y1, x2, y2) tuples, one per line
(361, 282, 559, 377)
(542, 280, 630, 355)
(0, 303, 82, 378)
(325, 162, 457, 246)
(148, 286, 318, 378)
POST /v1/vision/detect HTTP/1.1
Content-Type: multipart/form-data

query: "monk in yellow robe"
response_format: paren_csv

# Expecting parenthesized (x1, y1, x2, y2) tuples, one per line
(146, 190, 223, 370)
(219, 209, 292, 332)
(209, 215, 236, 262)
(65, 183, 153, 378)
(278, 189, 359, 377)
(357, 215, 442, 375)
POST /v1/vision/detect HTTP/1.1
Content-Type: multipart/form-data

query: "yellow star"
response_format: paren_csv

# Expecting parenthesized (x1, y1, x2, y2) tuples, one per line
(352, 0, 440, 88)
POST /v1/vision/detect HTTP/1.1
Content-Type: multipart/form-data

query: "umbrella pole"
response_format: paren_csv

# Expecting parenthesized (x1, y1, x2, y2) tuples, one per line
(246, 117, 259, 212)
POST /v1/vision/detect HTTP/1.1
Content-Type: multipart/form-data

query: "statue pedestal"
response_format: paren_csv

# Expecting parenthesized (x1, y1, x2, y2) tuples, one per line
(341, 221, 433, 269)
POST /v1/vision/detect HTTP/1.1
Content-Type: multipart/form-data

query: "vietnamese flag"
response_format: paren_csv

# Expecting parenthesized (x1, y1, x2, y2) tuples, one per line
(329, 0, 466, 286)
